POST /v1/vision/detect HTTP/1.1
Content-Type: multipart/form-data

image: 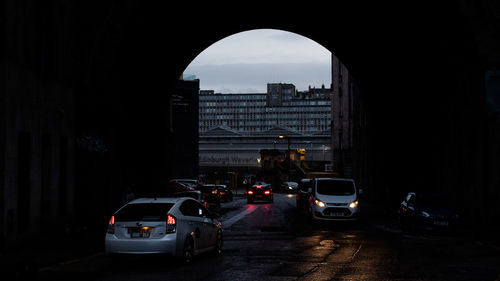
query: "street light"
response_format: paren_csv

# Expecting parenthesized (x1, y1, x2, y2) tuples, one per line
(279, 135, 291, 181)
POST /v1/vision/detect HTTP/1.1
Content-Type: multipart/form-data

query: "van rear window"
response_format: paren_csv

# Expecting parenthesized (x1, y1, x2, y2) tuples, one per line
(317, 180, 355, 196)
(115, 203, 174, 221)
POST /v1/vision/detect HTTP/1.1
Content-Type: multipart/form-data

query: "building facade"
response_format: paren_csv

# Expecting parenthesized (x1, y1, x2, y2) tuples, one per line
(199, 83, 331, 134)
(199, 84, 332, 172)
(331, 54, 368, 185)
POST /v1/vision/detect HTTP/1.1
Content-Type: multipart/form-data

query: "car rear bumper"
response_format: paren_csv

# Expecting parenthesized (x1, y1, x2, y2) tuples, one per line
(105, 233, 177, 255)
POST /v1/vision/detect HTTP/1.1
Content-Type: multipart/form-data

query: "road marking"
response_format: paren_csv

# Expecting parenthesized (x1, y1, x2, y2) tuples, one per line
(223, 205, 260, 230)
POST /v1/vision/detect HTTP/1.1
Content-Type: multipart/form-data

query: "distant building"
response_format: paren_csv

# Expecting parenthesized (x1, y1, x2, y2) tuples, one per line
(199, 83, 331, 134)
(199, 84, 332, 172)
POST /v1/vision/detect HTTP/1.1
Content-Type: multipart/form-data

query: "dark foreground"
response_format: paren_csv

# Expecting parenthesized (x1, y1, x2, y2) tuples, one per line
(8, 194, 500, 281)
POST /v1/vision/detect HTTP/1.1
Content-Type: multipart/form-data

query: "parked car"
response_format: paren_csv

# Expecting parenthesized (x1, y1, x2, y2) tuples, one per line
(164, 180, 195, 195)
(398, 192, 460, 232)
(281, 181, 298, 194)
(308, 178, 359, 221)
(296, 178, 312, 209)
(216, 185, 233, 202)
(196, 184, 221, 207)
(105, 197, 223, 263)
(169, 179, 201, 188)
(173, 190, 208, 209)
(247, 181, 273, 203)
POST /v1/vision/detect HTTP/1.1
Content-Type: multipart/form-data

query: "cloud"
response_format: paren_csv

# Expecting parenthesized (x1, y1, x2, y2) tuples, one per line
(185, 62, 331, 93)
(187, 29, 331, 65)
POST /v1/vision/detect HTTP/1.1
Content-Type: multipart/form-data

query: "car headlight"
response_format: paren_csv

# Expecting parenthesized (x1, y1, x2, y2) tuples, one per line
(315, 199, 325, 207)
(349, 200, 359, 209)
(419, 211, 431, 218)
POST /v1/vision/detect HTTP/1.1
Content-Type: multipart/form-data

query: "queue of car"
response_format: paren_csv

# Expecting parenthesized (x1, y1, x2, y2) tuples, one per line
(105, 176, 459, 266)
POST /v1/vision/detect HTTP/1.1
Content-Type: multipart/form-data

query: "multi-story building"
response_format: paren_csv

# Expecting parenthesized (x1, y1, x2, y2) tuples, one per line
(199, 83, 331, 134)
(198, 83, 332, 172)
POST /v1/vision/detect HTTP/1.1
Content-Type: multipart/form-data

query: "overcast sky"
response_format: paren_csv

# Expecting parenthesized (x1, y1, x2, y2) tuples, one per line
(183, 29, 332, 93)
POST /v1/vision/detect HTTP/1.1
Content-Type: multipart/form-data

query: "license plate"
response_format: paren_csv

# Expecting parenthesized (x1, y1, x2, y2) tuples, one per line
(433, 221, 448, 226)
(328, 212, 344, 217)
(129, 227, 151, 238)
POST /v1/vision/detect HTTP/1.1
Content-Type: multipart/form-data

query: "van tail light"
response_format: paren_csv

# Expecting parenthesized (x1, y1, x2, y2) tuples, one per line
(107, 215, 115, 234)
(264, 190, 271, 195)
(248, 190, 254, 195)
(167, 214, 176, 233)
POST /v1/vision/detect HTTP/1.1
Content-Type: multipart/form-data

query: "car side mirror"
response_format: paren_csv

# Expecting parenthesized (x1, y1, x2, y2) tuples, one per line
(358, 188, 363, 195)
(307, 188, 313, 194)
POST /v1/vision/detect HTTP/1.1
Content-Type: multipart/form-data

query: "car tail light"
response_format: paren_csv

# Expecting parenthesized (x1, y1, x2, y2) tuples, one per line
(264, 190, 270, 195)
(107, 215, 115, 234)
(211, 189, 218, 194)
(167, 214, 176, 233)
(296, 194, 300, 200)
(256, 185, 262, 189)
(248, 190, 254, 195)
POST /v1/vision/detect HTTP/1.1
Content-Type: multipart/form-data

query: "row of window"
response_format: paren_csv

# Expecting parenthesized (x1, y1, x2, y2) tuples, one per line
(199, 123, 330, 133)
(200, 101, 330, 107)
(200, 106, 331, 113)
(200, 113, 331, 119)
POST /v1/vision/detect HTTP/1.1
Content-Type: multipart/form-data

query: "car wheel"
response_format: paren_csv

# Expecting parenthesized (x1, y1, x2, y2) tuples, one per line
(183, 238, 194, 264)
(214, 230, 223, 255)
(296, 200, 301, 209)
(269, 197, 273, 203)
(247, 198, 253, 204)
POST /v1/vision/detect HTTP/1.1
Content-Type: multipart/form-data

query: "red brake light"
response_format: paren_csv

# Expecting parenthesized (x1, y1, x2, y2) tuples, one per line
(167, 214, 176, 233)
(107, 215, 115, 234)
(248, 190, 254, 195)
(264, 190, 270, 195)
(167, 215, 176, 225)
(256, 185, 262, 189)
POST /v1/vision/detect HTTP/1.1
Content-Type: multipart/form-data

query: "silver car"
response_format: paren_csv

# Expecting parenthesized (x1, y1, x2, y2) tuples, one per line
(105, 197, 223, 263)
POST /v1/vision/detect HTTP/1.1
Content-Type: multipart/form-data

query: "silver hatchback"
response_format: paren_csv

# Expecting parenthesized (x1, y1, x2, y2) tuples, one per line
(105, 197, 223, 263)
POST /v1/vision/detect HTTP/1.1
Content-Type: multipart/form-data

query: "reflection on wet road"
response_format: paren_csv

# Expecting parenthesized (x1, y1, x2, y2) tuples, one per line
(37, 193, 500, 281)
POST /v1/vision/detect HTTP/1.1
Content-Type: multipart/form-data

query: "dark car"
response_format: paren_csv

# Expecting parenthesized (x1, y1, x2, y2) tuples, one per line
(216, 185, 233, 202)
(196, 184, 221, 207)
(398, 192, 460, 232)
(296, 178, 312, 209)
(281, 181, 299, 194)
(164, 180, 195, 195)
(247, 181, 273, 203)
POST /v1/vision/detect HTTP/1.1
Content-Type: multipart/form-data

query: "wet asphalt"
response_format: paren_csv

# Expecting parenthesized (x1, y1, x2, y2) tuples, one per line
(32, 193, 500, 281)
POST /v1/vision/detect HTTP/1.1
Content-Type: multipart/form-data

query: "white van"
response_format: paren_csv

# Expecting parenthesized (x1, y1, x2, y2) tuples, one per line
(309, 178, 359, 221)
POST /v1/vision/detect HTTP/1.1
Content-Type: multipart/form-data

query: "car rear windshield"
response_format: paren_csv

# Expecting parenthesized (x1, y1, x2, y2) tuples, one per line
(115, 203, 174, 222)
(317, 180, 355, 196)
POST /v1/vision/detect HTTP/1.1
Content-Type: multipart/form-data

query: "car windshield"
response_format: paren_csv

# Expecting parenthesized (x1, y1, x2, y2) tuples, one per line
(317, 180, 355, 196)
(115, 203, 174, 222)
